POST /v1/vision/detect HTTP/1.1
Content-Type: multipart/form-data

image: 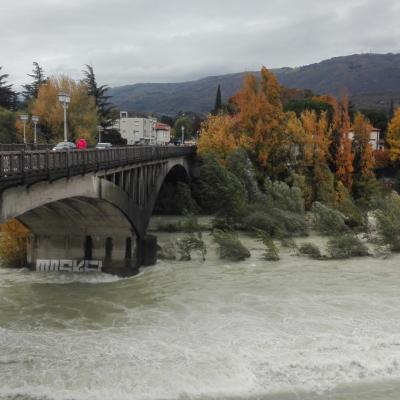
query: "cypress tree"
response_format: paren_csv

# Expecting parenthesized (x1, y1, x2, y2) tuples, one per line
(213, 84, 222, 114)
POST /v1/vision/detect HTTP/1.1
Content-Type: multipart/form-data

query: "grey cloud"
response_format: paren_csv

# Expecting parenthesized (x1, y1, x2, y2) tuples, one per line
(0, 0, 399, 89)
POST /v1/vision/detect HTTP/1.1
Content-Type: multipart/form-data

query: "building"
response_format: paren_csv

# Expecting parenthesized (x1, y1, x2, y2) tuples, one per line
(115, 112, 171, 145)
(155, 122, 171, 144)
(116, 112, 158, 145)
(348, 126, 382, 150)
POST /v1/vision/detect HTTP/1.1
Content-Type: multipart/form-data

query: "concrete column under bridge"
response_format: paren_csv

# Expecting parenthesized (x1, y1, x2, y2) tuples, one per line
(26, 233, 139, 276)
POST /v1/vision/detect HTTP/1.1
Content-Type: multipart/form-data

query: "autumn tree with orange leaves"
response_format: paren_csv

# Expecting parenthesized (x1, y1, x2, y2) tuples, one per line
(233, 67, 285, 174)
(334, 98, 354, 191)
(352, 112, 375, 178)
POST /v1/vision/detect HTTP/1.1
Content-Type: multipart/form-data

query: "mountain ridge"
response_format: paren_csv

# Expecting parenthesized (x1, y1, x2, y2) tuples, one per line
(109, 53, 400, 115)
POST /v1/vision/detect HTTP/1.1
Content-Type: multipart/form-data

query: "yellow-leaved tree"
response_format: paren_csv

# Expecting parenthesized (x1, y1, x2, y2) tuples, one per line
(352, 112, 375, 178)
(198, 114, 242, 162)
(29, 75, 98, 143)
(335, 98, 354, 191)
(387, 107, 400, 163)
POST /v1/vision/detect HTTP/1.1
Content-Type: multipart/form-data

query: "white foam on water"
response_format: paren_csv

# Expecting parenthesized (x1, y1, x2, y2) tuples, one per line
(2, 235, 400, 399)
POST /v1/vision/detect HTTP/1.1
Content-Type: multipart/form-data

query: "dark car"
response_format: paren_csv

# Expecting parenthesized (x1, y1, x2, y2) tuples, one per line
(52, 142, 77, 151)
(95, 142, 112, 149)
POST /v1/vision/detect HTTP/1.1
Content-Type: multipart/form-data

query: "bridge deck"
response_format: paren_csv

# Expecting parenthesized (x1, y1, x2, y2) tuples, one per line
(0, 145, 196, 188)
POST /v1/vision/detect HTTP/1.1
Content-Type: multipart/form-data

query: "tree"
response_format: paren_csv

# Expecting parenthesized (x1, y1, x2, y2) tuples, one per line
(334, 97, 354, 191)
(387, 107, 400, 163)
(301, 110, 335, 204)
(359, 108, 388, 135)
(212, 84, 222, 115)
(352, 112, 375, 178)
(0, 67, 18, 111)
(22, 62, 47, 104)
(31, 75, 98, 143)
(173, 115, 193, 141)
(0, 107, 16, 143)
(233, 67, 285, 172)
(82, 64, 114, 129)
(198, 114, 242, 161)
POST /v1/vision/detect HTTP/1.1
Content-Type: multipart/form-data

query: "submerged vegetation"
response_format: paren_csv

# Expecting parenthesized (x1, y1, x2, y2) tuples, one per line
(153, 66, 400, 264)
(212, 230, 250, 261)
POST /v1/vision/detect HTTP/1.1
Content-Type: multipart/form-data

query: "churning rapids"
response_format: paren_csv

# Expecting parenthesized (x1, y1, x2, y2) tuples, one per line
(1, 222, 400, 400)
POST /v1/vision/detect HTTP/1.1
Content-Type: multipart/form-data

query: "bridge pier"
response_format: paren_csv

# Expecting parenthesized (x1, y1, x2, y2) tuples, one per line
(26, 232, 139, 276)
(137, 234, 158, 267)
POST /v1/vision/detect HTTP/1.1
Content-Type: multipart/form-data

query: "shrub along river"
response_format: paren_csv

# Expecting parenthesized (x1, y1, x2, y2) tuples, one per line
(1, 217, 400, 400)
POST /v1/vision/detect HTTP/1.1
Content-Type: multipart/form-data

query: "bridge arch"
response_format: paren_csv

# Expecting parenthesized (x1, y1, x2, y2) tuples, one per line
(0, 153, 194, 274)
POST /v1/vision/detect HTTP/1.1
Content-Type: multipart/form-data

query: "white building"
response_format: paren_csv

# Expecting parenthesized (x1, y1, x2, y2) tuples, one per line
(155, 122, 171, 144)
(348, 127, 382, 150)
(115, 112, 171, 145)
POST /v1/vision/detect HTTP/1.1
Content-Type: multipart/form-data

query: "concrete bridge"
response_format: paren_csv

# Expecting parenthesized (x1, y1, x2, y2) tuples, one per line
(0, 146, 197, 275)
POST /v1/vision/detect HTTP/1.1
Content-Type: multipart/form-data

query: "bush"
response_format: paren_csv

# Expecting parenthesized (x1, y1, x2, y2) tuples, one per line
(375, 192, 400, 251)
(287, 172, 314, 210)
(193, 154, 247, 218)
(212, 230, 250, 261)
(327, 234, 369, 259)
(176, 234, 207, 261)
(256, 230, 280, 261)
(226, 149, 261, 202)
(335, 181, 364, 228)
(312, 202, 348, 235)
(243, 207, 308, 238)
(263, 178, 305, 214)
(299, 242, 322, 259)
(0, 219, 29, 267)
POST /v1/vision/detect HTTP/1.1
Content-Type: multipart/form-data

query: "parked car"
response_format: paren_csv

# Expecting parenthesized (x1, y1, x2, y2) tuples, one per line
(95, 142, 112, 149)
(52, 142, 77, 151)
(76, 138, 88, 149)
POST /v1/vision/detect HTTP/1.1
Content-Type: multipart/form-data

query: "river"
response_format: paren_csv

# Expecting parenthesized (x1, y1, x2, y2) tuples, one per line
(1, 220, 400, 400)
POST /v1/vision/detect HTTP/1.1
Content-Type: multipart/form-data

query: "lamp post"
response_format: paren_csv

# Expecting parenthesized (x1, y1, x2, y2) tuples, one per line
(181, 125, 185, 146)
(58, 91, 71, 142)
(32, 116, 39, 144)
(19, 114, 29, 144)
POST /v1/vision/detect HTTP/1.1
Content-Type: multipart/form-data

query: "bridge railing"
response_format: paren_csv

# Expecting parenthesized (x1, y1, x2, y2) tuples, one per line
(0, 144, 54, 152)
(0, 146, 196, 180)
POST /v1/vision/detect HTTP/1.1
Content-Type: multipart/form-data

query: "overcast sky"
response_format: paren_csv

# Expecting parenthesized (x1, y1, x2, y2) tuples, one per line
(1, 0, 399, 89)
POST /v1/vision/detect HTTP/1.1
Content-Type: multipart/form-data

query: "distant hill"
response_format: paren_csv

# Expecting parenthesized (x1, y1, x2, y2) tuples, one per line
(109, 53, 400, 116)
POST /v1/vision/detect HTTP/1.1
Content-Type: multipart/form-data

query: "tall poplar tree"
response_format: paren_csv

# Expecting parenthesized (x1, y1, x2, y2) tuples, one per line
(335, 98, 354, 191)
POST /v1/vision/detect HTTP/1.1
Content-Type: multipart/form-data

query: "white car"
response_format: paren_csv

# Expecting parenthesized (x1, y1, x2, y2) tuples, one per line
(95, 142, 112, 149)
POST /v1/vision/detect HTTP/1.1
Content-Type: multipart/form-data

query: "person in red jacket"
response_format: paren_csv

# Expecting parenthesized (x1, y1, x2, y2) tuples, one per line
(76, 138, 88, 149)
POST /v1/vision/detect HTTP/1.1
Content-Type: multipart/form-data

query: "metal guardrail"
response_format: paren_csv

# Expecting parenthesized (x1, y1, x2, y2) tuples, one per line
(0, 146, 196, 182)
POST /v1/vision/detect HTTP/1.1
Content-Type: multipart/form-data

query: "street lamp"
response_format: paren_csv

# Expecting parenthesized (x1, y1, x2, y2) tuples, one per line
(19, 114, 29, 144)
(32, 116, 39, 144)
(181, 125, 185, 146)
(58, 91, 71, 142)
